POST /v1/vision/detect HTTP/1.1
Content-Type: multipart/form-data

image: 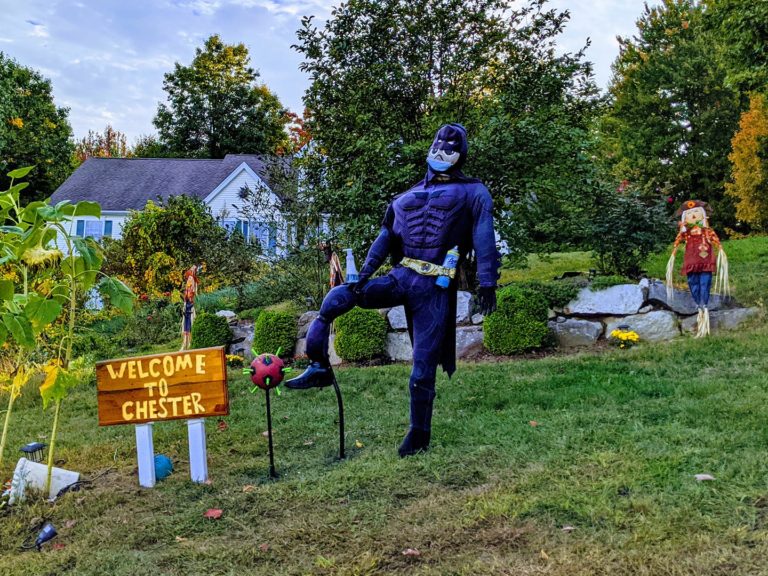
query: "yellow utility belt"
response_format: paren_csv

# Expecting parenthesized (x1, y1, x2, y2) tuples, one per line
(400, 257, 456, 278)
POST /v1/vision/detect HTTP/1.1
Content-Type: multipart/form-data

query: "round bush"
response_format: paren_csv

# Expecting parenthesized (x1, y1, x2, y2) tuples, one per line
(483, 286, 549, 355)
(253, 311, 296, 357)
(191, 312, 233, 349)
(334, 307, 387, 362)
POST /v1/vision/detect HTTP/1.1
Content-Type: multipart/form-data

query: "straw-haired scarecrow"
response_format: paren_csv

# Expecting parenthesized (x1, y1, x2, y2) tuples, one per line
(666, 200, 729, 337)
(180, 265, 200, 351)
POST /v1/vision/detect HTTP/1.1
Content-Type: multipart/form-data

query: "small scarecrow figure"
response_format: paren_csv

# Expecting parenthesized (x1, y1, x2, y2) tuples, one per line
(180, 265, 200, 351)
(666, 200, 730, 337)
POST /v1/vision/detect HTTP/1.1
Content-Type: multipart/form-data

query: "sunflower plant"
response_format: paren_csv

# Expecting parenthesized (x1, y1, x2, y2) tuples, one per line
(0, 166, 135, 494)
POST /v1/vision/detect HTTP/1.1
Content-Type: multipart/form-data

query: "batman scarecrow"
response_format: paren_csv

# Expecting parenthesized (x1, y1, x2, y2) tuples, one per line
(286, 123, 501, 457)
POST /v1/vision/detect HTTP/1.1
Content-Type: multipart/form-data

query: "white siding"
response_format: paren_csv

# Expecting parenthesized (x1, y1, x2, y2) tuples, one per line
(204, 164, 287, 256)
(55, 212, 128, 252)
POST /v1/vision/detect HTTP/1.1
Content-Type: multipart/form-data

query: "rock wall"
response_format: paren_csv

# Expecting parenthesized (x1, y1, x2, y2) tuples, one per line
(221, 281, 760, 363)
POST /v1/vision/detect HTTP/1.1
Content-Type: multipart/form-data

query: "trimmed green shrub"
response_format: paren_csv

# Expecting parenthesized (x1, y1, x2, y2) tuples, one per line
(334, 307, 388, 362)
(253, 311, 296, 357)
(514, 280, 580, 309)
(191, 312, 233, 349)
(484, 286, 549, 355)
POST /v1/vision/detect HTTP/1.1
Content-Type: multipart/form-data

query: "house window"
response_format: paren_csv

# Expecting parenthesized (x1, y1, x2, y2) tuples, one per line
(104, 220, 113, 238)
(235, 220, 249, 238)
(75, 220, 105, 239)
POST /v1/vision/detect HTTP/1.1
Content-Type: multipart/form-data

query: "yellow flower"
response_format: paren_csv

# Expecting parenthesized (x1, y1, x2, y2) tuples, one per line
(8, 117, 23, 129)
(21, 246, 63, 265)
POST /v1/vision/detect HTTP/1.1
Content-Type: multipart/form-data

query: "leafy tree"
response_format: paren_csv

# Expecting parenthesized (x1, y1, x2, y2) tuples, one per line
(601, 0, 742, 229)
(703, 0, 768, 92)
(153, 35, 290, 159)
(726, 93, 768, 230)
(131, 134, 173, 158)
(294, 0, 602, 260)
(73, 124, 131, 165)
(102, 195, 258, 296)
(0, 53, 74, 202)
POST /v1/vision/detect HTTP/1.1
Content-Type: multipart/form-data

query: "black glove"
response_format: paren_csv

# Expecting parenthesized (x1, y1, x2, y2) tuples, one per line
(351, 275, 370, 296)
(478, 286, 497, 315)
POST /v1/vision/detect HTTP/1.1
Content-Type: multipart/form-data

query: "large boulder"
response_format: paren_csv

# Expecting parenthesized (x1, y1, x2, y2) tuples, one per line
(605, 310, 680, 342)
(456, 326, 484, 358)
(548, 319, 603, 347)
(387, 306, 408, 330)
(564, 285, 644, 316)
(680, 307, 760, 334)
(229, 320, 255, 358)
(646, 279, 724, 315)
(386, 332, 413, 362)
(215, 310, 237, 323)
(294, 335, 342, 365)
(456, 291, 472, 324)
(297, 311, 319, 338)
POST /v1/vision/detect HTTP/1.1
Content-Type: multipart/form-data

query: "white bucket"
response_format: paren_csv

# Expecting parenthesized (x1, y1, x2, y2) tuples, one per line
(9, 458, 80, 503)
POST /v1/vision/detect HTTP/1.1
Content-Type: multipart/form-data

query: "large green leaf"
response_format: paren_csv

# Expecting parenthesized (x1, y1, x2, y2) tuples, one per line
(0, 280, 13, 301)
(73, 237, 103, 270)
(7, 166, 34, 179)
(73, 201, 101, 219)
(99, 276, 135, 313)
(0, 323, 7, 347)
(24, 295, 63, 333)
(2, 313, 34, 349)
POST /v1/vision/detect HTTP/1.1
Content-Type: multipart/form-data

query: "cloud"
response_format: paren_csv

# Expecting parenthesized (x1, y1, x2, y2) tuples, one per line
(26, 19, 49, 38)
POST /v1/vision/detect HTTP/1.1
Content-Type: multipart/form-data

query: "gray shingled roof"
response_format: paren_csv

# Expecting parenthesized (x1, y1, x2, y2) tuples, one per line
(50, 154, 279, 211)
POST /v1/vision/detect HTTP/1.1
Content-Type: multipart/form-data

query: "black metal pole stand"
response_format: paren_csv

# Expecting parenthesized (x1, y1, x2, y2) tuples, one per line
(330, 369, 345, 460)
(265, 388, 277, 478)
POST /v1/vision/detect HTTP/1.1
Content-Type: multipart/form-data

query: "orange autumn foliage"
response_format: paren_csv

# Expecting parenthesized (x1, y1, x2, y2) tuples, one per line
(727, 93, 768, 229)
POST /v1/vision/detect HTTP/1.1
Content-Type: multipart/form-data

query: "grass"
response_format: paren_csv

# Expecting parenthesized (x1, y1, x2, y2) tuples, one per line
(502, 236, 768, 306)
(3, 320, 768, 575)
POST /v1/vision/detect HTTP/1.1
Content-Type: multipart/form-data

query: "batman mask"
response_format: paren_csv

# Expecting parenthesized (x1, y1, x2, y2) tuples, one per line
(426, 123, 468, 173)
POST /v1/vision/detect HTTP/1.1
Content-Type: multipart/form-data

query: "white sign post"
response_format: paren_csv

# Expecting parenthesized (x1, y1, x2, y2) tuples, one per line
(135, 423, 156, 488)
(187, 418, 209, 484)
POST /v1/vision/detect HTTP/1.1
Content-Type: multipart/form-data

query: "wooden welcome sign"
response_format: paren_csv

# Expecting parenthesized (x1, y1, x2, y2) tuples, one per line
(96, 347, 228, 426)
(95, 347, 228, 488)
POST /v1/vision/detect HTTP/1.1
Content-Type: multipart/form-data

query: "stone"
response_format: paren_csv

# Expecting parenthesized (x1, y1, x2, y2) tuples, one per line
(456, 291, 472, 323)
(297, 311, 319, 338)
(386, 332, 413, 362)
(293, 335, 342, 366)
(294, 337, 307, 358)
(471, 313, 484, 325)
(216, 310, 237, 322)
(548, 319, 603, 347)
(328, 335, 342, 366)
(456, 326, 484, 358)
(229, 320, 255, 358)
(681, 307, 760, 334)
(548, 309, 556, 320)
(387, 306, 408, 330)
(556, 316, 567, 323)
(646, 279, 724, 315)
(564, 285, 644, 316)
(638, 305, 653, 314)
(605, 310, 680, 342)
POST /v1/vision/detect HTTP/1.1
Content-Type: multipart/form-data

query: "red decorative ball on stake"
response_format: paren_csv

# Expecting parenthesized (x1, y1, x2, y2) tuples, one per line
(249, 353, 286, 390)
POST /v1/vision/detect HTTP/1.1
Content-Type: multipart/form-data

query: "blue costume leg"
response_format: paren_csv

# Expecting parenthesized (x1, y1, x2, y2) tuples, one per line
(305, 275, 404, 362)
(408, 276, 451, 432)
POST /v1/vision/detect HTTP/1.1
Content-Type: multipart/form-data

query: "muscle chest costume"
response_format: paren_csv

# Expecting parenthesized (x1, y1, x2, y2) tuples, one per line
(287, 123, 501, 456)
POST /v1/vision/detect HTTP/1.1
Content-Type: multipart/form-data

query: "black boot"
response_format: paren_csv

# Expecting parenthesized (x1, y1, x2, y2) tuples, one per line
(285, 361, 334, 389)
(398, 428, 431, 457)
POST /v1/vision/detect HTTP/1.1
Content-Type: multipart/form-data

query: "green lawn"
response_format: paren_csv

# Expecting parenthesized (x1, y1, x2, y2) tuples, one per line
(3, 319, 768, 575)
(503, 236, 768, 306)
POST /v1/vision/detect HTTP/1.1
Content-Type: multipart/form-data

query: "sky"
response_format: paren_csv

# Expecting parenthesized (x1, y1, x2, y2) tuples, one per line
(0, 0, 658, 143)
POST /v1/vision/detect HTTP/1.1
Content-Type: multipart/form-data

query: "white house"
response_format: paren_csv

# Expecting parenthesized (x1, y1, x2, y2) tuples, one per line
(49, 154, 288, 254)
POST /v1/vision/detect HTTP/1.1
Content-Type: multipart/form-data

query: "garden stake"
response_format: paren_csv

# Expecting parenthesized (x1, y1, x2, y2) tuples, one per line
(245, 348, 292, 478)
